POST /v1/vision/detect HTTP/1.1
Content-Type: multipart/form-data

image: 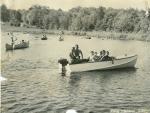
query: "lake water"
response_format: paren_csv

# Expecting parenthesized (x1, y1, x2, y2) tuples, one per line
(1, 32, 150, 113)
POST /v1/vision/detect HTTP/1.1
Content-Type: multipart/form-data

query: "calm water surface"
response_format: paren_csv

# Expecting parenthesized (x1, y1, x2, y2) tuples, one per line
(1, 32, 150, 113)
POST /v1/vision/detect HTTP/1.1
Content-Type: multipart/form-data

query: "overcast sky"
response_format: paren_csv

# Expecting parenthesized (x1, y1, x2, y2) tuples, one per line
(1, 0, 149, 10)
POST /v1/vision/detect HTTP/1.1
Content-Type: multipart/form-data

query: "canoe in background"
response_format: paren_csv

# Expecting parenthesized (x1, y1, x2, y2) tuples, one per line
(5, 41, 29, 51)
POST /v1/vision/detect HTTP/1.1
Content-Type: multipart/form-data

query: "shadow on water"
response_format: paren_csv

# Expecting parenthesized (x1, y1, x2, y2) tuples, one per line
(89, 67, 137, 72)
(61, 68, 138, 113)
(65, 67, 138, 91)
(3, 48, 28, 60)
(59, 73, 81, 87)
(59, 67, 137, 87)
(69, 75, 81, 85)
(59, 67, 137, 91)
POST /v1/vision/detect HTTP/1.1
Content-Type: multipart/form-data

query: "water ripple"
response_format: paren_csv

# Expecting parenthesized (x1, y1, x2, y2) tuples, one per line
(1, 34, 150, 113)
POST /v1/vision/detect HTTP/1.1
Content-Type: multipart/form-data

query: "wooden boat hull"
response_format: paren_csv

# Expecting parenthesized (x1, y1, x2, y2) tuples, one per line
(59, 39, 64, 41)
(69, 55, 137, 73)
(41, 38, 47, 40)
(5, 44, 13, 50)
(6, 41, 29, 50)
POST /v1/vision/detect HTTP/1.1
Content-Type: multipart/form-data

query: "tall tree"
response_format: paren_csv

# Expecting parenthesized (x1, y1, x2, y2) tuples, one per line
(1, 4, 10, 22)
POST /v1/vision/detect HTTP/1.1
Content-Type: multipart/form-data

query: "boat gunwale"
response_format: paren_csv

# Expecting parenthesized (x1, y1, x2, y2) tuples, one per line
(116, 54, 138, 60)
(70, 56, 137, 72)
(69, 54, 138, 66)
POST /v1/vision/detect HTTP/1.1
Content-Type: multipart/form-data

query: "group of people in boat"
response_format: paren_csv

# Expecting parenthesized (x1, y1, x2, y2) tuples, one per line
(70, 44, 83, 60)
(89, 50, 113, 62)
(41, 34, 47, 40)
(69, 44, 88, 64)
(69, 44, 114, 64)
(43, 34, 47, 38)
(9, 32, 27, 44)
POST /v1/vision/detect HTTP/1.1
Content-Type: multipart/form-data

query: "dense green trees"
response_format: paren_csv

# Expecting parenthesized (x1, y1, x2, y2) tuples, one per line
(1, 4, 150, 33)
(1, 4, 10, 22)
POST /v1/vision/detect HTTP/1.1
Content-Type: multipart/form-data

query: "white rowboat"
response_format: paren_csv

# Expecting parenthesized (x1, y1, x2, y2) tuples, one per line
(69, 55, 137, 73)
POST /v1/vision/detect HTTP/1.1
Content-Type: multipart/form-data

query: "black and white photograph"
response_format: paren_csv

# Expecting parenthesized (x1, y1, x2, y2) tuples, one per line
(0, 0, 150, 113)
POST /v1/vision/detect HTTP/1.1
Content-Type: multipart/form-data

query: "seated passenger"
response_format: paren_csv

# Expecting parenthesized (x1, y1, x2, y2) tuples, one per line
(93, 52, 100, 61)
(100, 50, 106, 61)
(99, 51, 103, 60)
(104, 51, 112, 61)
(70, 47, 79, 64)
(22, 40, 25, 43)
(101, 51, 113, 61)
(74, 44, 83, 60)
(43, 34, 47, 38)
(69, 47, 76, 60)
(89, 51, 95, 62)
(70, 46, 88, 64)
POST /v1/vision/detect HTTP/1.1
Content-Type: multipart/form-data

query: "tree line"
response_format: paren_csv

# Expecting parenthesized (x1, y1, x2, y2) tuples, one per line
(1, 4, 150, 33)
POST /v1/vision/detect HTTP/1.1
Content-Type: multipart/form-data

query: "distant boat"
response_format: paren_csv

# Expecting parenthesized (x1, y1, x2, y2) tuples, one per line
(6, 41, 29, 51)
(59, 55, 138, 73)
(41, 36, 48, 40)
(85, 36, 91, 39)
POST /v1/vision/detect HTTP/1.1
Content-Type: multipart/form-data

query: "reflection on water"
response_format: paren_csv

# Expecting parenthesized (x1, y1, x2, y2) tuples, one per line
(0, 76, 7, 81)
(1, 32, 150, 113)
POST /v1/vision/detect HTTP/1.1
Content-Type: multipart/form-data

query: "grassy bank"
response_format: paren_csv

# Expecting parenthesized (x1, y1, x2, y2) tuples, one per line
(1, 24, 150, 41)
(86, 31, 150, 42)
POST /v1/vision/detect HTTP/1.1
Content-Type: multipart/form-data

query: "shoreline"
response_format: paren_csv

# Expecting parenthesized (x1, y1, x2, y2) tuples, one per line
(1, 24, 150, 42)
